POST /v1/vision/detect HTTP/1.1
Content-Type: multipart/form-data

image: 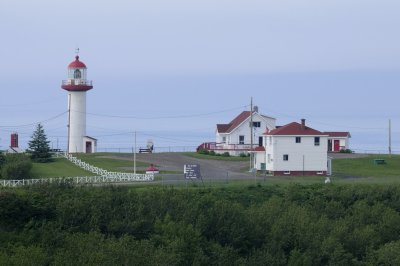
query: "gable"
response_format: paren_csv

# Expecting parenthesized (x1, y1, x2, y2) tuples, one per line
(217, 111, 275, 134)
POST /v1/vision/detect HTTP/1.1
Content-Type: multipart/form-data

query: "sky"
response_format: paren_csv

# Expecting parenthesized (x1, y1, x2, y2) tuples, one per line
(0, 0, 399, 152)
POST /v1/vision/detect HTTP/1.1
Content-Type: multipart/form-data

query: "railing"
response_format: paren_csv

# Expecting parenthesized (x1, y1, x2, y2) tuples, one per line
(0, 175, 153, 188)
(97, 146, 197, 153)
(61, 80, 92, 86)
(62, 152, 154, 181)
(200, 142, 260, 151)
(0, 153, 154, 187)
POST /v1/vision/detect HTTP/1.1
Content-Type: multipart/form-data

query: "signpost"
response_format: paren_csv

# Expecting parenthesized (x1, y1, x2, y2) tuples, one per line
(184, 164, 204, 186)
(184, 164, 202, 179)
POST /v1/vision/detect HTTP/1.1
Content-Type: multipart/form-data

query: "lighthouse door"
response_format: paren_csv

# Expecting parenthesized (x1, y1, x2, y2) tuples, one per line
(86, 141, 92, 153)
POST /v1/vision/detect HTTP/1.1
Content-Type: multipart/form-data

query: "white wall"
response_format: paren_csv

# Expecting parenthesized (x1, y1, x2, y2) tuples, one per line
(254, 151, 266, 170)
(328, 137, 350, 151)
(265, 135, 328, 172)
(68, 92, 86, 153)
(224, 113, 275, 145)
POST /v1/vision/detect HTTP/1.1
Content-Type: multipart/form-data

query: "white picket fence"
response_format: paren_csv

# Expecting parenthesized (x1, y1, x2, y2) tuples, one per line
(0, 153, 154, 187)
(0, 175, 154, 187)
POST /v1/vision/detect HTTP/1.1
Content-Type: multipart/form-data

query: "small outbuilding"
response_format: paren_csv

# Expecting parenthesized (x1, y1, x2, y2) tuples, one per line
(146, 164, 159, 174)
(324, 132, 351, 152)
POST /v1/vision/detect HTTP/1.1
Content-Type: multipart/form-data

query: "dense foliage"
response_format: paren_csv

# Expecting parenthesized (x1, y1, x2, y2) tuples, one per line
(0, 153, 32, 180)
(27, 123, 52, 163)
(1, 184, 400, 265)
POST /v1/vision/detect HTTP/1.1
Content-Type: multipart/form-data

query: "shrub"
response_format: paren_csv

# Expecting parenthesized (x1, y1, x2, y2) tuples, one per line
(222, 152, 230, 157)
(1, 154, 32, 180)
(239, 153, 247, 158)
(339, 149, 353, 154)
(209, 151, 216, 156)
(198, 149, 210, 155)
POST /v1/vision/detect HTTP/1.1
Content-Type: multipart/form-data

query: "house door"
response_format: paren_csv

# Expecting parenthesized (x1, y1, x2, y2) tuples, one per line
(258, 136, 263, 147)
(86, 141, 92, 153)
(328, 140, 332, 152)
(334, 140, 340, 152)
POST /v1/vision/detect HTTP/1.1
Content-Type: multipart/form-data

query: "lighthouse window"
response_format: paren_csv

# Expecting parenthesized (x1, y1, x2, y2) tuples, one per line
(74, 69, 82, 79)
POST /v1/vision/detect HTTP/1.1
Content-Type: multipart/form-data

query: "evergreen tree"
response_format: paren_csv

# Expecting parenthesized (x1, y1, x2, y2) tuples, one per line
(28, 124, 52, 163)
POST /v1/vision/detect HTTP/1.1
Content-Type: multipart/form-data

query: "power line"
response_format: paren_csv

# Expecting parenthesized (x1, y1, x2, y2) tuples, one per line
(69, 105, 250, 120)
(259, 106, 386, 131)
(0, 95, 65, 108)
(0, 111, 68, 129)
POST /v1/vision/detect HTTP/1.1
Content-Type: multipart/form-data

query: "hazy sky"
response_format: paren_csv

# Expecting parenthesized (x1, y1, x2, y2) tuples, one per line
(0, 0, 399, 152)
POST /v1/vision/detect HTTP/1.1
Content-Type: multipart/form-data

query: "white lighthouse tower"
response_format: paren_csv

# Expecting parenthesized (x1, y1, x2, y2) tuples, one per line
(61, 53, 96, 153)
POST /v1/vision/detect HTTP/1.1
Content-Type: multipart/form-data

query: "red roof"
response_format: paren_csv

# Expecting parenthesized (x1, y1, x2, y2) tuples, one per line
(254, 146, 265, 152)
(323, 132, 350, 138)
(217, 111, 274, 133)
(68, 56, 87, 68)
(268, 122, 325, 136)
(146, 165, 159, 171)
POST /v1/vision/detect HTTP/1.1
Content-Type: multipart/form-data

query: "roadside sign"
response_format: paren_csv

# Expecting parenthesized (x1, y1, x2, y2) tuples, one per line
(184, 164, 201, 179)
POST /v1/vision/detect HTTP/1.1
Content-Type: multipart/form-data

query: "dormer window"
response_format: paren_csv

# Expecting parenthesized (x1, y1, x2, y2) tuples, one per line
(74, 69, 82, 79)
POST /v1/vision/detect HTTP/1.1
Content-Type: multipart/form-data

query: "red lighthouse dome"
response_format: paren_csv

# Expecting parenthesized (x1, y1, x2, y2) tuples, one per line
(61, 54, 93, 91)
(68, 56, 87, 69)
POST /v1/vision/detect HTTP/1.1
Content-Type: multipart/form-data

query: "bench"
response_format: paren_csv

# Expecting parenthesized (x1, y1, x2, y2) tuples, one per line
(374, 159, 386, 165)
(139, 148, 152, 153)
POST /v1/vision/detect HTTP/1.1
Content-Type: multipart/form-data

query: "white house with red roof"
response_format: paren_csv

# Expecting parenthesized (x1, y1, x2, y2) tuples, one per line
(211, 108, 276, 155)
(324, 132, 351, 152)
(254, 119, 329, 176)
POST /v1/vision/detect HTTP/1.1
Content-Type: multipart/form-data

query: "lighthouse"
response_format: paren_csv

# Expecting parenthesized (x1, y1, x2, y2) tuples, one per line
(61, 53, 97, 153)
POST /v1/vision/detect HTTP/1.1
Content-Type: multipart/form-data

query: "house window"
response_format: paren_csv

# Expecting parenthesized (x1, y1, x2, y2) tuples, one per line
(239, 135, 245, 144)
(296, 137, 301, 143)
(252, 121, 261, 127)
(314, 137, 320, 146)
(283, 154, 289, 161)
(222, 136, 226, 143)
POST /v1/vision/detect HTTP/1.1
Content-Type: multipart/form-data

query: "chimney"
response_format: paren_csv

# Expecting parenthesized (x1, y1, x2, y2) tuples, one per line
(301, 119, 306, 130)
(253, 105, 258, 113)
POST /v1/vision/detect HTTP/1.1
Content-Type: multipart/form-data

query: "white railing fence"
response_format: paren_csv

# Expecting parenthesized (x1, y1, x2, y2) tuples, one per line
(0, 175, 153, 188)
(0, 152, 154, 187)
(61, 152, 154, 181)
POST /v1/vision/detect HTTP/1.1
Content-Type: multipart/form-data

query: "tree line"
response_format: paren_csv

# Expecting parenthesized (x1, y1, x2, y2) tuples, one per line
(1, 183, 400, 265)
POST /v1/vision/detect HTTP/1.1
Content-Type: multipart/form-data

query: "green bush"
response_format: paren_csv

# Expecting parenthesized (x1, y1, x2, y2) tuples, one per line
(339, 149, 353, 154)
(222, 152, 230, 157)
(239, 153, 247, 157)
(198, 149, 209, 155)
(1, 154, 32, 180)
(209, 151, 216, 156)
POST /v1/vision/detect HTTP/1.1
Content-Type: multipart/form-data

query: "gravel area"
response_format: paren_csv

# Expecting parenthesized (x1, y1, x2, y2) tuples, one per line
(104, 153, 254, 180)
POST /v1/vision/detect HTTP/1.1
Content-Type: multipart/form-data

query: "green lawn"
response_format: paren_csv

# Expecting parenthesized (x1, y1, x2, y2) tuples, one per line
(183, 152, 250, 161)
(333, 155, 400, 178)
(30, 158, 94, 178)
(27, 153, 400, 183)
(75, 153, 147, 172)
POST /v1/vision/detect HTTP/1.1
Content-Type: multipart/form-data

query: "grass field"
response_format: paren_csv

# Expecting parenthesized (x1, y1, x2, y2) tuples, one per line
(75, 153, 147, 172)
(30, 158, 94, 178)
(26, 153, 400, 183)
(333, 154, 400, 178)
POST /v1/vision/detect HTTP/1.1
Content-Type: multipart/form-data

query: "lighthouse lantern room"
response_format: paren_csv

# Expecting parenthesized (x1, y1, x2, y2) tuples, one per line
(61, 53, 96, 153)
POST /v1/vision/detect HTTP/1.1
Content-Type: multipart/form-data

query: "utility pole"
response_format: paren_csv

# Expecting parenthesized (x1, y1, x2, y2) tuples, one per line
(389, 119, 392, 157)
(134, 131, 137, 175)
(250, 97, 253, 171)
